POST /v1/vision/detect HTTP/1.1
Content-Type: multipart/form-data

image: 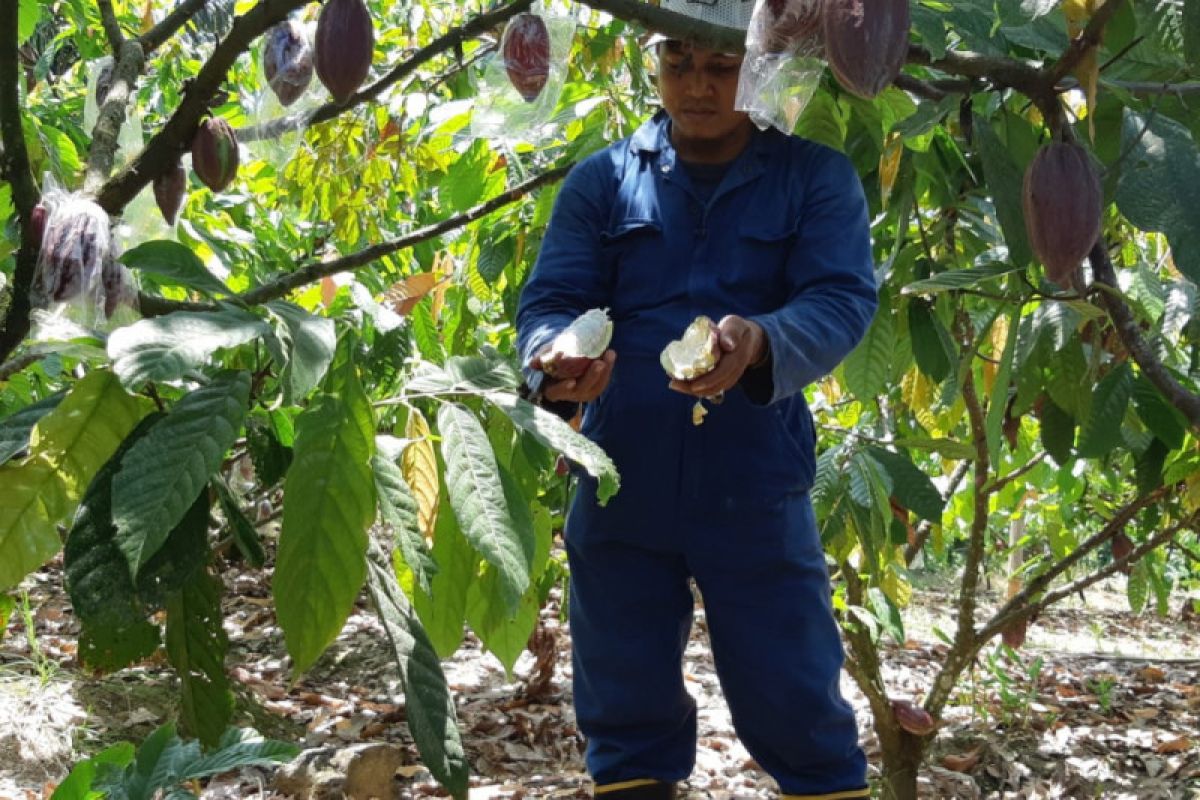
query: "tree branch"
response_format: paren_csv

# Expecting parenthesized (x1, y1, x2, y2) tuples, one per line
(141, 0, 212, 55)
(84, 39, 146, 193)
(0, 352, 43, 382)
(0, 0, 42, 363)
(140, 163, 573, 316)
(1089, 240, 1200, 431)
(1046, 0, 1125, 87)
(96, 0, 309, 215)
(97, 0, 125, 56)
(985, 452, 1047, 496)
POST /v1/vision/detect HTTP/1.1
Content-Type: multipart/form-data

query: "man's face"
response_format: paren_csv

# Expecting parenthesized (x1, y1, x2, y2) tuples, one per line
(656, 41, 749, 146)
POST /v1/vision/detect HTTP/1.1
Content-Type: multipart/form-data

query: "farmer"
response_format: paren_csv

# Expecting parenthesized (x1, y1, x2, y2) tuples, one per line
(516, 2, 878, 797)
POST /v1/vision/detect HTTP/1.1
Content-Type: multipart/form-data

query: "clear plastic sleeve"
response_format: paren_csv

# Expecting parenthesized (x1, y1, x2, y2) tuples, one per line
(244, 16, 321, 171)
(469, 2, 576, 145)
(737, 0, 826, 134)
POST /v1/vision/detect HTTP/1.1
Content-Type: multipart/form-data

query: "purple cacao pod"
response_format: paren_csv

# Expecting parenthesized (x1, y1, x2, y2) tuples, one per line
(1022, 140, 1103, 286)
(153, 159, 188, 225)
(823, 0, 910, 99)
(191, 117, 240, 193)
(503, 13, 551, 103)
(315, 0, 374, 105)
(263, 19, 314, 107)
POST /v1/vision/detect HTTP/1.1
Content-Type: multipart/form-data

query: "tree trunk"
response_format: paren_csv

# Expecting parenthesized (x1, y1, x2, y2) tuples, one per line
(878, 732, 925, 800)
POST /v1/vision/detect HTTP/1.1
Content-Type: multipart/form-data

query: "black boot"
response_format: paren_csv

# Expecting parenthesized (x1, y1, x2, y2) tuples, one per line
(593, 780, 677, 799)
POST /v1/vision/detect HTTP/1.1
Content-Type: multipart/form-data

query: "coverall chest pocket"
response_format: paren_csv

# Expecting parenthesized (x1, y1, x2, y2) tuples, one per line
(720, 217, 795, 311)
(599, 219, 671, 309)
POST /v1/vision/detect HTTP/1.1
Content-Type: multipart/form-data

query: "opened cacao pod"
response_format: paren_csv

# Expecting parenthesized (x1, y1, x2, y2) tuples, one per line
(503, 13, 551, 102)
(191, 118, 239, 193)
(541, 308, 612, 379)
(1022, 140, 1102, 286)
(823, 0, 910, 99)
(315, 0, 374, 105)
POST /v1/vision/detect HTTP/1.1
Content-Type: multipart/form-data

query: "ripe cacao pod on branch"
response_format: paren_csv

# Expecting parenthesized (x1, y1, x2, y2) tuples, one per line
(823, 0, 910, 99)
(503, 13, 551, 102)
(1111, 531, 1134, 574)
(315, 0, 374, 105)
(540, 308, 612, 379)
(153, 159, 187, 225)
(35, 195, 111, 305)
(891, 698, 937, 736)
(263, 18, 314, 107)
(191, 117, 240, 192)
(1022, 140, 1102, 286)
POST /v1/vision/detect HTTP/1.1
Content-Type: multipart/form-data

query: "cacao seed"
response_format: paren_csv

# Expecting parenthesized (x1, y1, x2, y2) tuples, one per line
(153, 159, 188, 225)
(503, 13, 551, 102)
(191, 117, 240, 192)
(823, 0, 910, 99)
(263, 19, 314, 107)
(891, 698, 936, 736)
(541, 308, 613, 379)
(1022, 140, 1102, 286)
(315, 0, 374, 105)
(661, 315, 721, 381)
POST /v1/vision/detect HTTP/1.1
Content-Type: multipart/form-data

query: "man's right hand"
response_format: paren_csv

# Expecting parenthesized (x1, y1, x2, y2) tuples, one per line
(530, 349, 616, 404)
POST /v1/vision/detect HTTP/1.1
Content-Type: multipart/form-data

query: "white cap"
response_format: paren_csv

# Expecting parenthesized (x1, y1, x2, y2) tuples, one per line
(648, 0, 755, 46)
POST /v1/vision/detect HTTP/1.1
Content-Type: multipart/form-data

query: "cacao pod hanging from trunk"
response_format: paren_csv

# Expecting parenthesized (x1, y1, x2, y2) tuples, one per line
(823, 0, 910, 99)
(153, 159, 188, 225)
(1022, 140, 1102, 286)
(34, 195, 111, 307)
(191, 117, 240, 192)
(263, 18, 314, 107)
(315, 0, 374, 105)
(891, 699, 937, 736)
(502, 13, 551, 102)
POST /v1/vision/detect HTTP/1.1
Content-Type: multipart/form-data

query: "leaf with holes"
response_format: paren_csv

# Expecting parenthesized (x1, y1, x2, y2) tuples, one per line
(112, 371, 249, 575)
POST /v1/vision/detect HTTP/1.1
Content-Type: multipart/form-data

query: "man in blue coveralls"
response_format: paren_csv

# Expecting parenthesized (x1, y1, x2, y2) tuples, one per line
(516, 2, 879, 798)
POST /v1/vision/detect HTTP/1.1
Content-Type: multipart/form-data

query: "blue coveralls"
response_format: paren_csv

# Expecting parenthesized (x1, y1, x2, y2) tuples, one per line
(517, 110, 878, 798)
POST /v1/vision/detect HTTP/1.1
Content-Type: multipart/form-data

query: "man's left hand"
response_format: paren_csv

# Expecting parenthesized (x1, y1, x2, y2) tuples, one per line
(669, 315, 767, 398)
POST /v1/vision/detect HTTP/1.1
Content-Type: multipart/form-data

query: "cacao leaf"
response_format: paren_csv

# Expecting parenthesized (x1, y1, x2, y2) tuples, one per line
(486, 392, 620, 505)
(0, 459, 70, 592)
(119, 240, 233, 298)
(402, 409, 440, 541)
(48, 741, 135, 800)
(166, 565, 232, 749)
(174, 728, 298, 781)
(892, 436, 976, 460)
(445, 353, 522, 392)
(1133, 376, 1186, 451)
(245, 415, 292, 489)
(865, 447, 945, 523)
(382, 272, 439, 317)
(909, 3, 948, 59)
(868, 586, 905, 643)
(1128, 558, 1149, 613)
(795, 91, 847, 152)
(1040, 400, 1075, 465)
(1187, 0, 1200, 68)
(373, 451, 437, 597)
(265, 301, 337, 403)
(18, 0, 40, 41)
(973, 114, 1032, 268)
(108, 308, 271, 387)
(112, 371, 250, 575)
(848, 449, 893, 511)
(1136, 438, 1169, 495)
(907, 300, 953, 383)
(1076, 363, 1134, 458)
(476, 233, 515, 286)
(409, 300, 444, 362)
(213, 478, 265, 568)
(842, 291, 893, 401)
(0, 392, 65, 465)
(275, 354, 376, 676)
(1045, 336, 1090, 418)
(438, 403, 530, 615)
(1116, 110, 1200, 287)
(365, 540, 469, 800)
(984, 309, 1020, 465)
(413, 489, 477, 657)
(901, 263, 1024, 295)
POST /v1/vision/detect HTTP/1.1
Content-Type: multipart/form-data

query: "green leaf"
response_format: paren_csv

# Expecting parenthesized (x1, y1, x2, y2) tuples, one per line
(794, 91, 847, 151)
(907, 300, 952, 382)
(1133, 377, 1186, 451)
(443, 140, 491, 211)
(901, 263, 1022, 295)
(374, 452, 437, 597)
(0, 392, 65, 465)
(1185, 0, 1200, 68)
(119, 241, 233, 298)
(112, 371, 250, 574)
(848, 449, 892, 510)
(178, 728, 298, 781)
(51, 742, 136, 800)
(108, 309, 270, 386)
(892, 436, 975, 460)
(275, 356, 376, 676)
(18, 0, 41, 43)
(865, 447, 945, 523)
(476, 232, 515, 286)
(1127, 559, 1149, 613)
(842, 292, 892, 401)
(265, 301, 337, 404)
(213, 479, 265, 568)
(984, 311, 1021, 465)
(1039, 400, 1075, 466)
(445, 353, 522, 392)
(413, 488, 476, 657)
(486, 392, 620, 504)
(1116, 110, 1200, 286)
(0, 458, 68, 592)
(868, 586, 905, 644)
(166, 566, 233, 749)
(1076, 364, 1134, 458)
(365, 541, 469, 800)
(246, 414, 292, 488)
(973, 114, 1032, 268)
(438, 403, 529, 615)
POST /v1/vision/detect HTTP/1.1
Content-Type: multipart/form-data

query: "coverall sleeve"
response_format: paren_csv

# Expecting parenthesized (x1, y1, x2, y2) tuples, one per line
(746, 150, 878, 405)
(516, 156, 613, 377)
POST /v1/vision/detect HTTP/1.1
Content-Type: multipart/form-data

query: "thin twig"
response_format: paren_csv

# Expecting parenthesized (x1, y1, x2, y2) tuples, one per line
(1046, 0, 1125, 87)
(141, 0, 211, 54)
(97, 0, 125, 55)
(985, 452, 1047, 495)
(0, 352, 43, 382)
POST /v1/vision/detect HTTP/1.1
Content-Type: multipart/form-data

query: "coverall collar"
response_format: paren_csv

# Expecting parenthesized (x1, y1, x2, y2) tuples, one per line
(628, 109, 771, 206)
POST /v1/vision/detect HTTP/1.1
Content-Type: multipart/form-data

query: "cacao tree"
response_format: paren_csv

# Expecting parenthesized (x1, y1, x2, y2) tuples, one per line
(2, 1, 1200, 798)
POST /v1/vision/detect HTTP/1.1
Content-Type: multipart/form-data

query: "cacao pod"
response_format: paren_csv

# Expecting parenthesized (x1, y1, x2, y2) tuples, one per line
(503, 13, 551, 102)
(891, 698, 936, 736)
(191, 117, 240, 193)
(153, 159, 187, 225)
(541, 308, 613, 379)
(1001, 617, 1028, 649)
(1111, 531, 1133, 574)
(763, 0, 823, 52)
(35, 195, 111, 306)
(1022, 140, 1102, 286)
(823, 0, 910, 99)
(27, 203, 47, 249)
(315, 0, 374, 105)
(661, 315, 721, 381)
(263, 19, 314, 107)
(101, 257, 137, 319)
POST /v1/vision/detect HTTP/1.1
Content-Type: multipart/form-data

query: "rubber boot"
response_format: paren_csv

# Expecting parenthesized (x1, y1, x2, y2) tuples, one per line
(592, 780, 677, 799)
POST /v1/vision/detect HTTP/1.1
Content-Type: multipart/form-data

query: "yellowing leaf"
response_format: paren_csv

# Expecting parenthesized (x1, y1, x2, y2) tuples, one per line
(140, 0, 154, 33)
(403, 410, 439, 542)
(879, 133, 904, 210)
(383, 272, 439, 318)
(1185, 473, 1200, 513)
(320, 276, 338, 308)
